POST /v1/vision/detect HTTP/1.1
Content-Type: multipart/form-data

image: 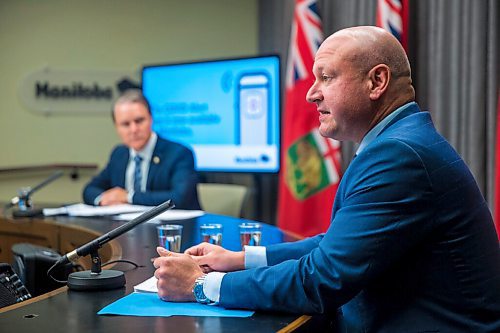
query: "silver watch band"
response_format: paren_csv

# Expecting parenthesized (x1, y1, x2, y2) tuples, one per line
(193, 274, 212, 304)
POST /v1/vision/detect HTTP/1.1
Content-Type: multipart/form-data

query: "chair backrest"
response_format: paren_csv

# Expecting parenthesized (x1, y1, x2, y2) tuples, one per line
(196, 183, 248, 217)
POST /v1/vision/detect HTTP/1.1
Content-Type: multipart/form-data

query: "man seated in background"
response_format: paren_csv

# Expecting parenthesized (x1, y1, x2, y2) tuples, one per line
(153, 26, 500, 332)
(83, 89, 200, 209)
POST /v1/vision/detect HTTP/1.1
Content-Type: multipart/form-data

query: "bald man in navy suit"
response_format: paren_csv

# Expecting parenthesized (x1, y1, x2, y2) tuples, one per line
(152, 27, 500, 332)
(83, 90, 200, 209)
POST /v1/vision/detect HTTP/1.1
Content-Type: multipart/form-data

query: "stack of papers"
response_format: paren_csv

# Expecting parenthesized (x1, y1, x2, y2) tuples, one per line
(114, 210, 205, 222)
(133, 276, 159, 293)
(42, 203, 150, 217)
(42, 204, 205, 221)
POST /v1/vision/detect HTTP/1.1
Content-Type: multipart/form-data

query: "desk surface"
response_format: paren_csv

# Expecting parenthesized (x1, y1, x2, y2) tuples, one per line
(0, 212, 311, 333)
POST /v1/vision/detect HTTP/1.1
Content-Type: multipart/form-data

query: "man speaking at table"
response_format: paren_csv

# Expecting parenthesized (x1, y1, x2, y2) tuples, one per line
(153, 26, 500, 332)
(83, 89, 200, 209)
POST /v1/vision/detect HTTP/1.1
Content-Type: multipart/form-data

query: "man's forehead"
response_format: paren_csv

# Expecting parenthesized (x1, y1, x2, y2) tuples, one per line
(320, 33, 357, 52)
(314, 35, 361, 66)
(116, 100, 145, 108)
(313, 44, 341, 69)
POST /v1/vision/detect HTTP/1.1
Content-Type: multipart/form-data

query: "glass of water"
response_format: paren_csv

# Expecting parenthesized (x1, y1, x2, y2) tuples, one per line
(239, 222, 262, 249)
(200, 224, 223, 246)
(156, 224, 183, 252)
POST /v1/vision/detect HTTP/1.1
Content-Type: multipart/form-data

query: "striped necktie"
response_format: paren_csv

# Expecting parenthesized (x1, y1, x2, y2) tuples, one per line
(133, 155, 143, 192)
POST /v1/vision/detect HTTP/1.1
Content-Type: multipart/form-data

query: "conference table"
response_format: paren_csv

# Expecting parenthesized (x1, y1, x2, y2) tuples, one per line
(0, 207, 326, 332)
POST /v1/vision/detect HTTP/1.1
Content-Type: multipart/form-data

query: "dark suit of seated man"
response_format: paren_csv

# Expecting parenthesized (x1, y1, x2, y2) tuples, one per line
(83, 90, 200, 209)
(152, 26, 500, 332)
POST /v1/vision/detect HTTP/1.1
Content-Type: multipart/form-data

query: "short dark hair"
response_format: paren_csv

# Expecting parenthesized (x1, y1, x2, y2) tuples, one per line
(111, 89, 151, 122)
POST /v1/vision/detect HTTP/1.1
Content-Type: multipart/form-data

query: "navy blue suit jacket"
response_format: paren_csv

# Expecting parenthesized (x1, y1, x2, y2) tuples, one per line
(83, 137, 200, 209)
(220, 104, 500, 332)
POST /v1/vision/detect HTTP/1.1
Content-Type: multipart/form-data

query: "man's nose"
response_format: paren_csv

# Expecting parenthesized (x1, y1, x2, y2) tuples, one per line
(129, 122, 139, 132)
(130, 121, 139, 131)
(306, 82, 321, 103)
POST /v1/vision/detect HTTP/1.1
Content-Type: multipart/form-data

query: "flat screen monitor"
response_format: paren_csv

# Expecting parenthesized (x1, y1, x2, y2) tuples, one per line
(142, 55, 280, 173)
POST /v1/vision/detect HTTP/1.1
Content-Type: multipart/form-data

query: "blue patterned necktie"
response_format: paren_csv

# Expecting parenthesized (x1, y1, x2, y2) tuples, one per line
(133, 155, 143, 192)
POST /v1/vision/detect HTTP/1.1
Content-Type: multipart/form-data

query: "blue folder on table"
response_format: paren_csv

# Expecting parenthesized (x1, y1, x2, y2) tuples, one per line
(98, 292, 254, 318)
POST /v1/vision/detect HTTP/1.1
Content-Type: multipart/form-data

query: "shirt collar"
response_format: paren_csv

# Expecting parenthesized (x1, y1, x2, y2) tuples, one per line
(356, 102, 416, 155)
(130, 132, 157, 161)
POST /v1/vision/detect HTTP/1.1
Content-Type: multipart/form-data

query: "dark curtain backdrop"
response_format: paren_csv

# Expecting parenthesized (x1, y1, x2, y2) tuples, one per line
(256, 0, 499, 224)
(204, 0, 498, 226)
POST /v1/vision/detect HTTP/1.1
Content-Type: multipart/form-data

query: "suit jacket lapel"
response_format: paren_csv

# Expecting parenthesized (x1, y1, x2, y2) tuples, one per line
(116, 148, 129, 188)
(147, 141, 163, 190)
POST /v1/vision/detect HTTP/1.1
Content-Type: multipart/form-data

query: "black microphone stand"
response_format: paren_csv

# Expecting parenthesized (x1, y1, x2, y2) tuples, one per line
(11, 170, 64, 218)
(67, 243, 125, 291)
(54, 200, 175, 291)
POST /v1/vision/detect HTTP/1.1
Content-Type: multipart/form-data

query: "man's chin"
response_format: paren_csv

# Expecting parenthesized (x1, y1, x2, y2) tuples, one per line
(128, 142, 147, 151)
(318, 126, 334, 139)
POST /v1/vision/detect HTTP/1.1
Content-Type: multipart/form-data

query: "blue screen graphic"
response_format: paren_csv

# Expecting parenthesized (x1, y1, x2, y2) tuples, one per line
(142, 56, 280, 172)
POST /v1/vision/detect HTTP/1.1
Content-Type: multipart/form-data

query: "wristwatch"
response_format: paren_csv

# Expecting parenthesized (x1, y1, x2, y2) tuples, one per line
(193, 274, 212, 304)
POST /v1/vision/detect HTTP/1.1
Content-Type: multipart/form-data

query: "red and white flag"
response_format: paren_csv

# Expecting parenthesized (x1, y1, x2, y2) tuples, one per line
(277, 0, 342, 237)
(376, 0, 409, 51)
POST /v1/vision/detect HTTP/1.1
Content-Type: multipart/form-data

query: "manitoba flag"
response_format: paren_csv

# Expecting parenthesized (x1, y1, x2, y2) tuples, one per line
(277, 0, 341, 237)
(376, 0, 409, 51)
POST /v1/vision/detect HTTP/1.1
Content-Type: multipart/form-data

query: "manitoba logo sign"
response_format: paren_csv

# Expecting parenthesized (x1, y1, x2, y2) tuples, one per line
(18, 67, 140, 115)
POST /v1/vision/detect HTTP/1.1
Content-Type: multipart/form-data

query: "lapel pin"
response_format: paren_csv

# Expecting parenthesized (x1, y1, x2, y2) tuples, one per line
(153, 156, 160, 164)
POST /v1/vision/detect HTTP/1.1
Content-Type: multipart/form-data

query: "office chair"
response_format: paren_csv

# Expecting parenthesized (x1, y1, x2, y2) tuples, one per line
(196, 183, 248, 218)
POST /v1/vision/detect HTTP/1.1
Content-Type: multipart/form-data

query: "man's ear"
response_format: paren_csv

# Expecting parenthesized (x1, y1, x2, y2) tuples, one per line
(368, 64, 390, 100)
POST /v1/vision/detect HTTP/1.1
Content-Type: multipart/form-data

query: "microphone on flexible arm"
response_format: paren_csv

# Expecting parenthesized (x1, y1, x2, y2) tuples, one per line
(8, 170, 64, 218)
(49, 199, 175, 291)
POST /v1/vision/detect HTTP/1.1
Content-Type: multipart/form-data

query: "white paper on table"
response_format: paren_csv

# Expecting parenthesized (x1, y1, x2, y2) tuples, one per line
(134, 276, 158, 293)
(114, 209, 205, 223)
(43, 203, 151, 217)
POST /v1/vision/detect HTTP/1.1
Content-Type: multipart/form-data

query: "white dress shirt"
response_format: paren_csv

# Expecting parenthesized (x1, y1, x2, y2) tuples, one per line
(126, 132, 157, 202)
(94, 132, 158, 205)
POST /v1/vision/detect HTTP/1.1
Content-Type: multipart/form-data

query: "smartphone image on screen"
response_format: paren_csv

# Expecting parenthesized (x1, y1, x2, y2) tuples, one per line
(237, 73, 271, 145)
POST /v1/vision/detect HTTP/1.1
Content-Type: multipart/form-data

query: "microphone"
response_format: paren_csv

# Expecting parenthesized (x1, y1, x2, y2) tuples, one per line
(10, 170, 64, 218)
(52, 200, 175, 291)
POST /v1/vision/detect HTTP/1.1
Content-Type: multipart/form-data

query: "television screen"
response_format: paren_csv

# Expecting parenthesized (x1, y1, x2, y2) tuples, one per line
(142, 55, 280, 173)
